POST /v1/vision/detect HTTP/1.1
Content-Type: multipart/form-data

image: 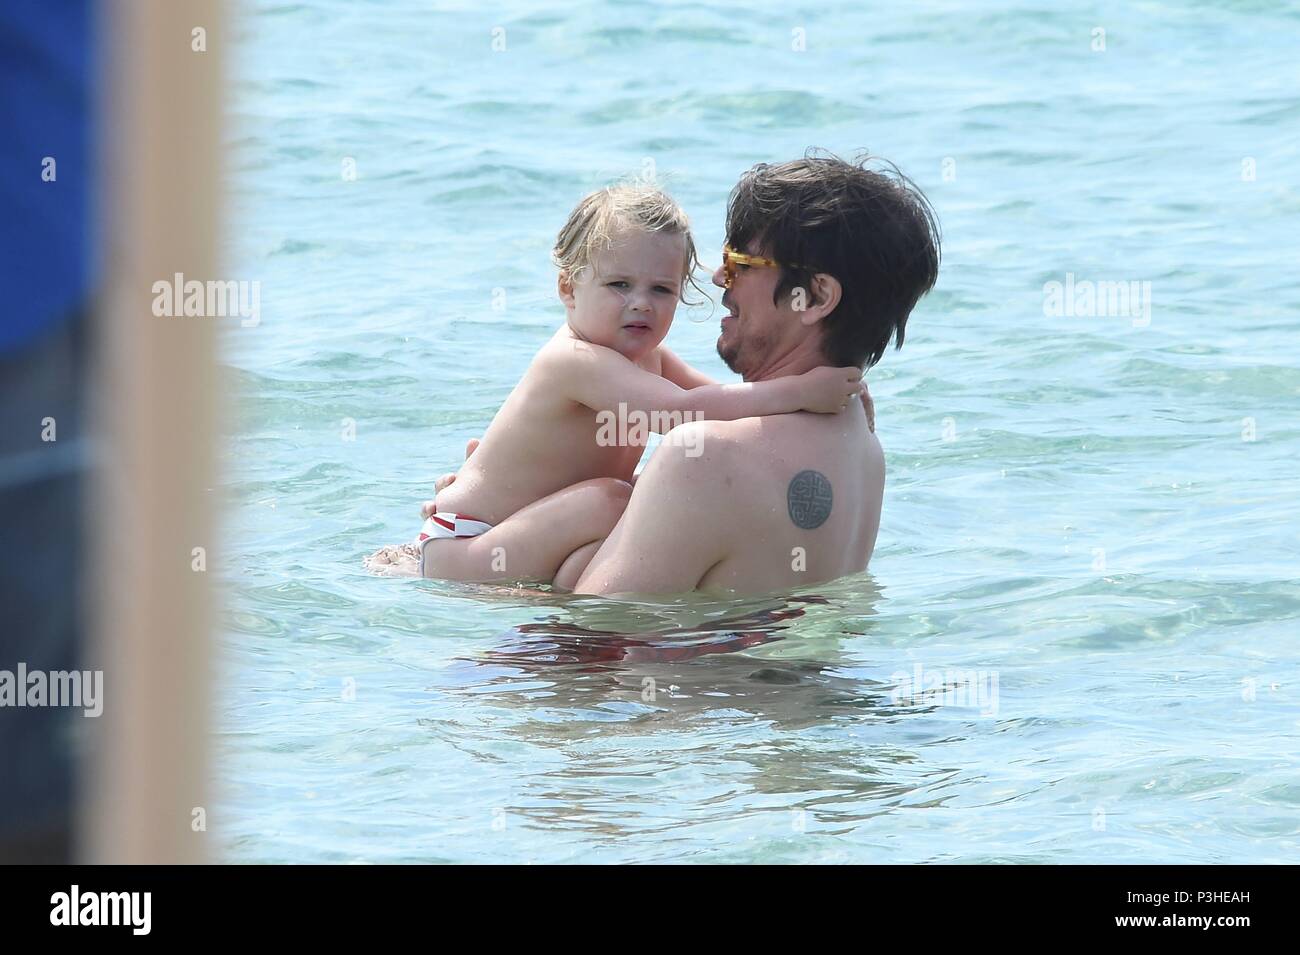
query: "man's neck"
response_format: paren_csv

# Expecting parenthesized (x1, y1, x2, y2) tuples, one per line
(742, 336, 833, 382)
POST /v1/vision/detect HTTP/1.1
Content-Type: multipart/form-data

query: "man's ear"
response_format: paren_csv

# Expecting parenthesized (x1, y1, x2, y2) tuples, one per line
(796, 272, 841, 326)
(557, 271, 576, 309)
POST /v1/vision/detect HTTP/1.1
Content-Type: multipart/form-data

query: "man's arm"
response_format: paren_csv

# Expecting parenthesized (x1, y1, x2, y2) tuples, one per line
(573, 421, 736, 595)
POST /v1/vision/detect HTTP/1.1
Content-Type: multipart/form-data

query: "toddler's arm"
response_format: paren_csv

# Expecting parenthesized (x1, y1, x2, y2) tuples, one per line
(663, 344, 875, 432)
(552, 340, 861, 430)
(658, 346, 718, 390)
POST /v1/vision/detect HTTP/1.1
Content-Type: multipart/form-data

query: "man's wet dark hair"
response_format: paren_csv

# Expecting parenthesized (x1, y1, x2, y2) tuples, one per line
(725, 149, 941, 369)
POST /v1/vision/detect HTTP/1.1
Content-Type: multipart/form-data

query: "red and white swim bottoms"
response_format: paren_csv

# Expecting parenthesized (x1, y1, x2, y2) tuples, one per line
(416, 510, 494, 576)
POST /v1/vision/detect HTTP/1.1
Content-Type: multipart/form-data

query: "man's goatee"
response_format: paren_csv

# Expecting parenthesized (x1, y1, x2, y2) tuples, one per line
(717, 338, 740, 373)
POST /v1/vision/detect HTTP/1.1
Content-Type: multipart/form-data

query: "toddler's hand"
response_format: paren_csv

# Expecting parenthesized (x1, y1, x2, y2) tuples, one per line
(421, 437, 480, 518)
(800, 365, 864, 414)
(859, 381, 876, 432)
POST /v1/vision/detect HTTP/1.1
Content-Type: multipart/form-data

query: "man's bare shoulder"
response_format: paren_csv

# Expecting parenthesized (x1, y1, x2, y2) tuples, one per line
(679, 410, 856, 452)
(658, 417, 759, 461)
(666, 412, 885, 499)
(862, 422, 885, 473)
(639, 421, 781, 526)
(628, 421, 752, 504)
(663, 406, 883, 455)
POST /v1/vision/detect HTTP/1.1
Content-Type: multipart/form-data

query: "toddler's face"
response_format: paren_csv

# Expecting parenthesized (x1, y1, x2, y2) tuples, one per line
(559, 228, 686, 360)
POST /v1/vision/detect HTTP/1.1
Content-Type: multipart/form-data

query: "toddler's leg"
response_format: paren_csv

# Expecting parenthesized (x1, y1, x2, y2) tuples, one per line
(552, 541, 602, 592)
(421, 478, 631, 583)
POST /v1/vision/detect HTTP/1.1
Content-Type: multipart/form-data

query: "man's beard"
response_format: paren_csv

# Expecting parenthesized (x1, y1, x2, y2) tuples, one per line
(717, 326, 770, 377)
(717, 333, 741, 373)
(718, 291, 742, 373)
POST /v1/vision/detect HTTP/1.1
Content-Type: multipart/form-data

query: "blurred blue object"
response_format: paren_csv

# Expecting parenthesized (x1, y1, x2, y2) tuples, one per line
(0, 0, 93, 862)
(0, 0, 95, 352)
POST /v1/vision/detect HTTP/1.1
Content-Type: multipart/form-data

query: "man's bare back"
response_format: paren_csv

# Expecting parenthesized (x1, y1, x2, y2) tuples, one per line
(574, 400, 883, 595)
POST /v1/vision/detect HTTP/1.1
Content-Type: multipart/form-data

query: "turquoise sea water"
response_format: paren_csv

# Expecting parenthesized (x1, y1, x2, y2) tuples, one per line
(218, 1, 1299, 862)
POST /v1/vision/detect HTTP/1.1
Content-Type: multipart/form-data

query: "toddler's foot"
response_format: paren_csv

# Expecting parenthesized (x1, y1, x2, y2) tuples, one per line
(364, 542, 421, 577)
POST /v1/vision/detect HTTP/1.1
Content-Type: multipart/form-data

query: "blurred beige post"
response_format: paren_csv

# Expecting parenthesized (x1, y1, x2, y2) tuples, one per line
(83, 1, 224, 863)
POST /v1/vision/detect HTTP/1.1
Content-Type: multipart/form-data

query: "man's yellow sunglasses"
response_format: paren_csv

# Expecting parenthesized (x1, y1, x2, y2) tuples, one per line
(721, 243, 815, 289)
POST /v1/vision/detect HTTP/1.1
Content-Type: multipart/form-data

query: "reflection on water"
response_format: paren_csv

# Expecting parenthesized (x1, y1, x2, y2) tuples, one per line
(462, 593, 895, 732)
(482, 599, 814, 666)
(412, 582, 972, 847)
(428, 578, 976, 742)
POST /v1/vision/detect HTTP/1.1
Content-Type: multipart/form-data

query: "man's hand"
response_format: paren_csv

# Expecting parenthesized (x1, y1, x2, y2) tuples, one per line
(420, 437, 479, 519)
(798, 365, 867, 414)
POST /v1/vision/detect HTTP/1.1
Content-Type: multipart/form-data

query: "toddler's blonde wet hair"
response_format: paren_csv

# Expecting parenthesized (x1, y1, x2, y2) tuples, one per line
(552, 183, 707, 304)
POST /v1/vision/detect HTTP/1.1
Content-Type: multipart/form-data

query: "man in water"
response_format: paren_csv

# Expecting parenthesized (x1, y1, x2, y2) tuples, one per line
(572, 152, 940, 595)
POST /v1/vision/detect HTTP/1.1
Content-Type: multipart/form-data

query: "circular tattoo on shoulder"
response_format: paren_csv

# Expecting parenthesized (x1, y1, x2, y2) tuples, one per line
(787, 470, 833, 529)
